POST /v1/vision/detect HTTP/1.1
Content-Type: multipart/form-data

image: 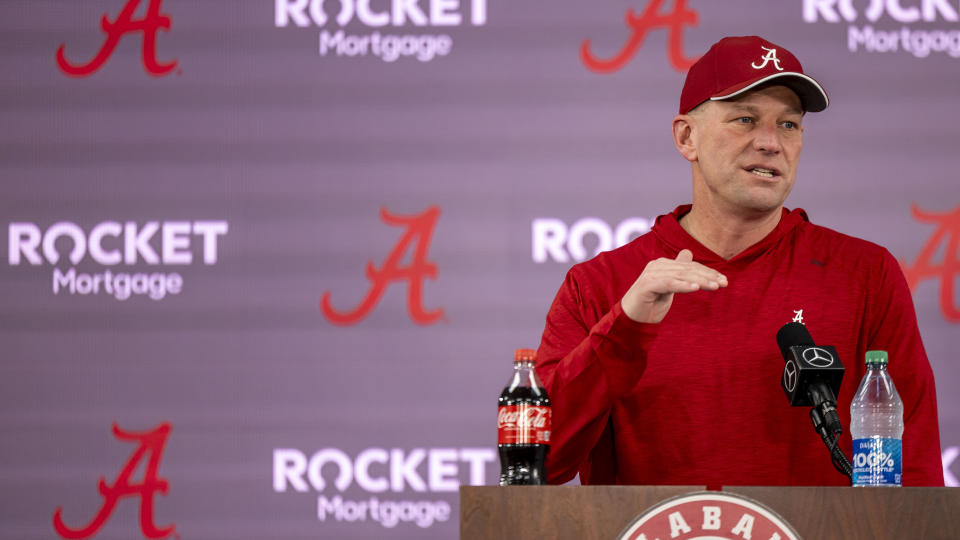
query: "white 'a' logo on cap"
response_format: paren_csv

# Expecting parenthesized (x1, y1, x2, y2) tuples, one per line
(751, 46, 783, 71)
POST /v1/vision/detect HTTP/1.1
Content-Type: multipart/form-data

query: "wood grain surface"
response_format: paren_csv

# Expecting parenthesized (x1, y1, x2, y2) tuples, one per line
(460, 486, 960, 539)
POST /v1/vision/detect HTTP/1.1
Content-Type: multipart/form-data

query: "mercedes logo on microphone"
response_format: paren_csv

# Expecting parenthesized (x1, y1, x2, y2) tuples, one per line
(802, 347, 835, 368)
(783, 360, 798, 393)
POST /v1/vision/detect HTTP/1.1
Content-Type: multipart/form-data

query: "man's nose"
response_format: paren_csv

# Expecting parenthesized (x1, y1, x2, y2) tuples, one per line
(753, 122, 782, 154)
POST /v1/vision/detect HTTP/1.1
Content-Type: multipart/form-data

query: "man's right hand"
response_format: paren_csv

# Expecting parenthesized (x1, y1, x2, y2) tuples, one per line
(620, 249, 728, 324)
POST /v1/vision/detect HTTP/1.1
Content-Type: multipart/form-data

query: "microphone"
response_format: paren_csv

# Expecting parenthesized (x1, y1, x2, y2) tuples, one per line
(776, 322, 843, 410)
(775, 322, 852, 479)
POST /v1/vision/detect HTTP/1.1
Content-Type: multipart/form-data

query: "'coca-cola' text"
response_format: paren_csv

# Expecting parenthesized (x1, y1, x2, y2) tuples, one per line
(498, 405, 551, 445)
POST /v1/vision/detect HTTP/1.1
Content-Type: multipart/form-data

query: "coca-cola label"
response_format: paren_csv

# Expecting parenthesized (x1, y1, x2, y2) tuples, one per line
(497, 405, 551, 445)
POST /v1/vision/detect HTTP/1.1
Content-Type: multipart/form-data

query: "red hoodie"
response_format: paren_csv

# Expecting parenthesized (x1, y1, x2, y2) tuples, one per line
(536, 205, 944, 487)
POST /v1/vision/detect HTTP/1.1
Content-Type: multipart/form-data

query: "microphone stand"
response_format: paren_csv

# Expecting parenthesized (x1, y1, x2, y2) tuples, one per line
(807, 382, 852, 479)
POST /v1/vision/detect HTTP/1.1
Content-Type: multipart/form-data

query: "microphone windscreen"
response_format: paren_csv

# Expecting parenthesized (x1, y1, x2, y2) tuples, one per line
(776, 322, 814, 359)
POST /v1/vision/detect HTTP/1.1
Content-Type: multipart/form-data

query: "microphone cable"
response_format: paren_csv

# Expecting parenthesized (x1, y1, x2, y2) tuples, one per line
(810, 404, 853, 479)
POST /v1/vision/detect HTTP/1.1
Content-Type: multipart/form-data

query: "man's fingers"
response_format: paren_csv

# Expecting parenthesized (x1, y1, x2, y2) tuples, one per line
(646, 262, 727, 290)
(661, 277, 716, 293)
(670, 279, 702, 292)
(623, 250, 728, 323)
(667, 251, 727, 286)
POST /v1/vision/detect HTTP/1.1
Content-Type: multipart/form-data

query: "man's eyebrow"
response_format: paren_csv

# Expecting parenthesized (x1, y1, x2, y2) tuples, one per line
(726, 103, 759, 115)
(726, 102, 804, 116)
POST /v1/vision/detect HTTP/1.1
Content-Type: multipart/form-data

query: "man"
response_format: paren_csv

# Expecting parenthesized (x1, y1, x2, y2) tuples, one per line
(535, 36, 944, 487)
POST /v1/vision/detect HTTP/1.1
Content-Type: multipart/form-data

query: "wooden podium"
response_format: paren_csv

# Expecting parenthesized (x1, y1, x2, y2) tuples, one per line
(460, 485, 960, 539)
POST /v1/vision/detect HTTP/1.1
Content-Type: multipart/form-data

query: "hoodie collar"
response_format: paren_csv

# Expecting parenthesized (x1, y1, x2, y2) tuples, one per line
(652, 204, 809, 265)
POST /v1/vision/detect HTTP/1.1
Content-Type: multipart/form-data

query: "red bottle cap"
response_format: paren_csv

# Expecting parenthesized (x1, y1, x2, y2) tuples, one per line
(514, 348, 536, 363)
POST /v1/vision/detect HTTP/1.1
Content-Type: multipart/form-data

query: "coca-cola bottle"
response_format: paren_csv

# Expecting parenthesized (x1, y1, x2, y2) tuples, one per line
(498, 348, 551, 485)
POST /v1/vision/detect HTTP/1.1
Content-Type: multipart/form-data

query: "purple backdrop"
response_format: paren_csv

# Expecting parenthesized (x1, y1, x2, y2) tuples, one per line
(1, 1, 958, 538)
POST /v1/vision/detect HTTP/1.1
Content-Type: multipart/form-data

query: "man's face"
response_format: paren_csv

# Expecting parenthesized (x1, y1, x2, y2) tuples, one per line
(687, 85, 804, 218)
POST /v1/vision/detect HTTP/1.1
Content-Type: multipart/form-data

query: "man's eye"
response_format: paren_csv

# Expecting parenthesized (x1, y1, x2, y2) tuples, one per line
(782, 121, 798, 129)
(735, 117, 752, 124)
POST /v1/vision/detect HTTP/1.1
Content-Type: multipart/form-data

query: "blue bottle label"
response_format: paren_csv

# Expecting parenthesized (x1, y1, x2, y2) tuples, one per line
(851, 437, 902, 486)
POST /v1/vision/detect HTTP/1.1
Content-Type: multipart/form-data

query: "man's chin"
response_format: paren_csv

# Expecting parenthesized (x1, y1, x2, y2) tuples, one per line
(732, 197, 789, 219)
(742, 187, 792, 213)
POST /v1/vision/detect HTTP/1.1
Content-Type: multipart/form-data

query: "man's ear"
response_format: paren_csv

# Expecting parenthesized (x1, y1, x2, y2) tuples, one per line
(672, 114, 698, 162)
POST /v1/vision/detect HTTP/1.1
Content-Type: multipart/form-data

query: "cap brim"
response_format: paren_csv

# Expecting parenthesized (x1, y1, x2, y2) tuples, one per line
(711, 72, 829, 112)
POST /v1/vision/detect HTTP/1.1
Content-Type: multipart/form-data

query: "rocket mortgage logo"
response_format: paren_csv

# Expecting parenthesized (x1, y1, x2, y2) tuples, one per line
(274, 0, 488, 63)
(802, 0, 960, 58)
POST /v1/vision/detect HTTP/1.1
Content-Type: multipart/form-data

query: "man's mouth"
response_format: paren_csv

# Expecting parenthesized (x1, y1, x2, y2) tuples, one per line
(747, 167, 778, 178)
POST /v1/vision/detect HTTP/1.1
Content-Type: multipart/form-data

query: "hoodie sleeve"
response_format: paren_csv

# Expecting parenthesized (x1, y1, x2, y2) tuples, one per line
(535, 265, 659, 484)
(866, 249, 944, 486)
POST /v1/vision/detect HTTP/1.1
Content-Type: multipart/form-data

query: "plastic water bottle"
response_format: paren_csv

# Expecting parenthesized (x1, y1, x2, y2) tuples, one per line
(850, 350, 903, 486)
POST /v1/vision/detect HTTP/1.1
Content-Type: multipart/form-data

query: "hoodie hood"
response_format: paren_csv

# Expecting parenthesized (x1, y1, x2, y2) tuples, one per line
(652, 204, 809, 265)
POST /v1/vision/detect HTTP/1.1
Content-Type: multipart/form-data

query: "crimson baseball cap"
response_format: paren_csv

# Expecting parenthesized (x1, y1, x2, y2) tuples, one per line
(679, 36, 829, 114)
